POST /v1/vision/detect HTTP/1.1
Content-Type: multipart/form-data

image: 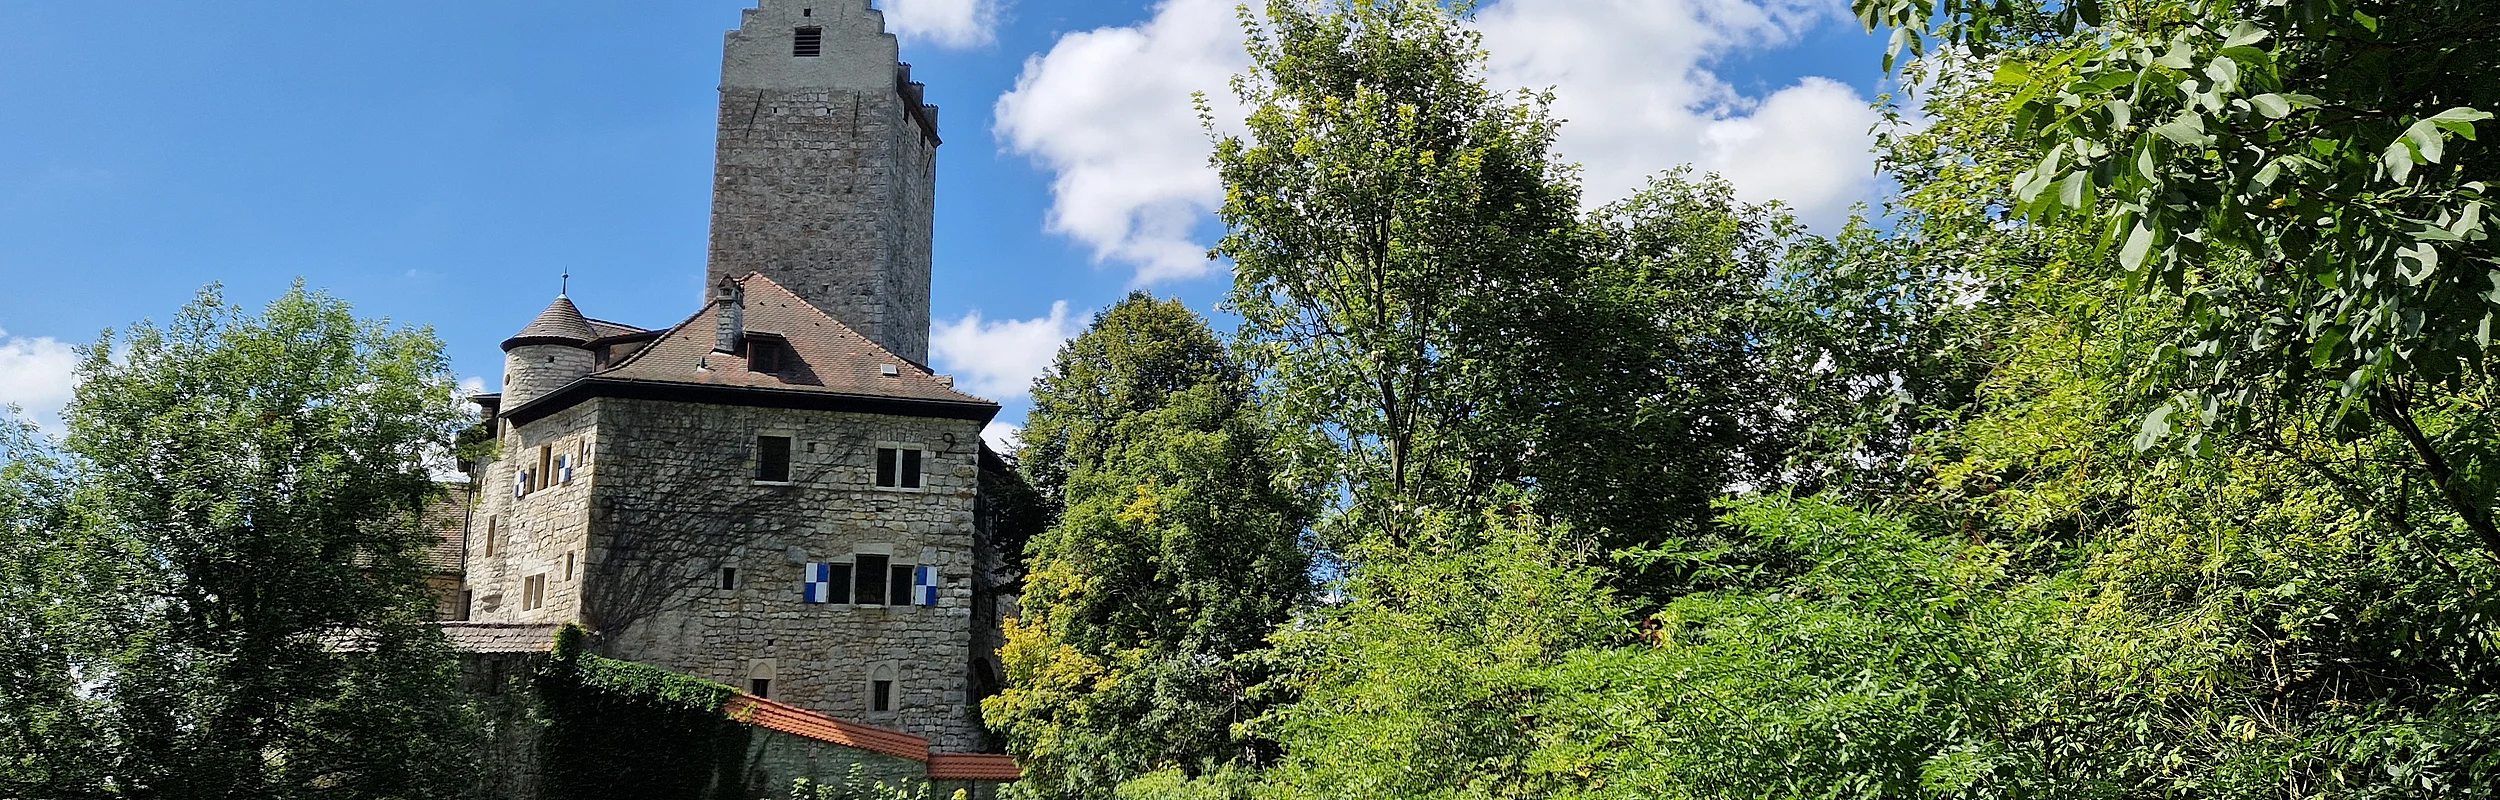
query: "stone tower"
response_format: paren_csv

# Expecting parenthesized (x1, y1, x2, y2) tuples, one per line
(706, 0, 938, 364)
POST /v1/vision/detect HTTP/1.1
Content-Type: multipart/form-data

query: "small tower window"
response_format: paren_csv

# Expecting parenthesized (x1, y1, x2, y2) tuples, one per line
(793, 27, 823, 57)
(719, 566, 739, 590)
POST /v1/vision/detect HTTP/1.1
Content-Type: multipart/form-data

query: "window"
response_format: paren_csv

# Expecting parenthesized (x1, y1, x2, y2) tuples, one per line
(719, 567, 739, 591)
(875, 447, 922, 489)
(521, 574, 548, 611)
(483, 516, 498, 556)
(888, 564, 913, 606)
(801, 562, 853, 603)
(536, 446, 554, 491)
(750, 679, 771, 698)
(748, 340, 780, 373)
(871, 680, 894, 712)
(756, 435, 793, 482)
(854, 554, 889, 605)
(793, 26, 823, 57)
(563, 552, 575, 581)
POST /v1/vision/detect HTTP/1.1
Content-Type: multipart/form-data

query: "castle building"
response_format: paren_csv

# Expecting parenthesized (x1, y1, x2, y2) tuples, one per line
(448, 0, 1009, 770)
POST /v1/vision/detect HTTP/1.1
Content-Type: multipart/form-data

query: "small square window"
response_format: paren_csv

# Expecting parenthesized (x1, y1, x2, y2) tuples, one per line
(793, 27, 823, 57)
(521, 574, 547, 611)
(750, 678, 772, 699)
(757, 436, 793, 482)
(871, 679, 893, 712)
(875, 448, 922, 489)
(748, 340, 780, 373)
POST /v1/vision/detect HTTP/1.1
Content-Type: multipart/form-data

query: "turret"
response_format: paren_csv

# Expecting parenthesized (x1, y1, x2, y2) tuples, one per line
(501, 295, 598, 409)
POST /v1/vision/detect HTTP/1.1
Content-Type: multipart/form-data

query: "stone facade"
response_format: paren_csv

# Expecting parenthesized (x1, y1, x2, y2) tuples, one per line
(706, 0, 937, 364)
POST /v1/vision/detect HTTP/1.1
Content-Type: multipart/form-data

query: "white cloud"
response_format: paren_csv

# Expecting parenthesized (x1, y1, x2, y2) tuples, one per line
(878, 0, 1005, 49)
(930, 301, 1085, 402)
(1474, 0, 1881, 229)
(980, 421, 1024, 454)
(992, 0, 1248, 284)
(0, 328, 79, 437)
(996, 0, 1885, 283)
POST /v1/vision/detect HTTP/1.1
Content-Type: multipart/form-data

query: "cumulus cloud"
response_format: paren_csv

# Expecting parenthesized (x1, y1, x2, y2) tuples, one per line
(996, 0, 1885, 284)
(992, 0, 1248, 284)
(930, 302, 1085, 402)
(878, 0, 1005, 49)
(0, 328, 80, 437)
(1473, 0, 1880, 228)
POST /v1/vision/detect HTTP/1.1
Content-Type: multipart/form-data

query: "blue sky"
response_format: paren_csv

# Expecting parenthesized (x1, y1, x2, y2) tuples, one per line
(0, 0, 1894, 445)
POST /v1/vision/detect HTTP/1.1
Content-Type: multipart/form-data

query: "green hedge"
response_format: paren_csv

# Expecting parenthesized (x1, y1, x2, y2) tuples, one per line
(538, 625, 752, 800)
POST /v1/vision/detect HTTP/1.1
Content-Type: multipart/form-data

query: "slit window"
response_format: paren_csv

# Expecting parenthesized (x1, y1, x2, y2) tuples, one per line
(875, 447, 922, 489)
(871, 679, 894, 712)
(720, 567, 739, 591)
(756, 436, 793, 482)
(793, 27, 823, 57)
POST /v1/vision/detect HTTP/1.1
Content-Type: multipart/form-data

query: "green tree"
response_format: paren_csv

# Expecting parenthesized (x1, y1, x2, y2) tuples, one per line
(985, 294, 1314, 799)
(1858, 0, 2500, 548)
(1213, 0, 1582, 549)
(26, 284, 484, 798)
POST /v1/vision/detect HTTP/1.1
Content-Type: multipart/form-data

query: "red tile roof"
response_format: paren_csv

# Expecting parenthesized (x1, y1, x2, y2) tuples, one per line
(927, 754, 1023, 781)
(596, 273, 986, 405)
(719, 694, 1022, 781)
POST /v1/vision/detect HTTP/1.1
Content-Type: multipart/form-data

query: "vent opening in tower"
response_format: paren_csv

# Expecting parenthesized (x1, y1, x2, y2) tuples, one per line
(793, 27, 823, 57)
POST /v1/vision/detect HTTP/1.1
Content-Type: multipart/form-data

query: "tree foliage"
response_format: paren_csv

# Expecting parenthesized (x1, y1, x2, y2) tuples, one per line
(0, 285, 483, 798)
(987, 294, 1314, 799)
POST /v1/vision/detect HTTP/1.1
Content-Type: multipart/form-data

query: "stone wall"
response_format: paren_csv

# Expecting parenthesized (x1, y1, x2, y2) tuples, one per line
(469, 400, 603, 624)
(706, 0, 936, 364)
(505, 343, 596, 409)
(582, 397, 985, 751)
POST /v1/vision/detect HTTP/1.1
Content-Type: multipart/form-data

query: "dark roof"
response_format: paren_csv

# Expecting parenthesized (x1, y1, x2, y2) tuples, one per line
(586, 317, 648, 339)
(503, 296, 598, 351)
(419, 486, 470, 574)
(436, 623, 562, 653)
(500, 273, 999, 425)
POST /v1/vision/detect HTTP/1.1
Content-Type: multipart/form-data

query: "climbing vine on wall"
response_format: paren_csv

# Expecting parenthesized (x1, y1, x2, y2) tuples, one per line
(538, 624, 753, 800)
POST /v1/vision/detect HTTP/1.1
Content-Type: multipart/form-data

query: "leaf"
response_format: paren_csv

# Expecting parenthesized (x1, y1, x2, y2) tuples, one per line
(2155, 36, 2195, 69)
(1992, 60, 2032, 87)
(2204, 57, 2240, 93)
(2253, 159, 2283, 189)
(2386, 140, 2417, 183)
(2224, 21, 2270, 48)
(2429, 107, 2493, 139)
(2059, 170, 2093, 210)
(2250, 94, 2293, 119)
(2120, 222, 2157, 272)
(2310, 326, 2348, 368)
(2154, 113, 2209, 146)
(2135, 404, 2175, 451)
(2405, 119, 2446, 164)
(2109, 98, 2132, 129)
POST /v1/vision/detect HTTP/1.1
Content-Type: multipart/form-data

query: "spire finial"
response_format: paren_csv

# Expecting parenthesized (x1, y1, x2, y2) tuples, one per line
(559, 271, 570, 298)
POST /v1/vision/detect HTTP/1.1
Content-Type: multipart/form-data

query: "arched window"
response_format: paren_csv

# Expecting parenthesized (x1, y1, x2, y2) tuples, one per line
(868, 665, 897, 713)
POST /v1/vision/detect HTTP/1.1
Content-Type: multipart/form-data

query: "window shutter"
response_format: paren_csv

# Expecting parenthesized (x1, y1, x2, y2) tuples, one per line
(558, 454, 574, 484)
(801, 562, 830, 603)
(514, 471, 528, 498)
(914, 566, 939, 606)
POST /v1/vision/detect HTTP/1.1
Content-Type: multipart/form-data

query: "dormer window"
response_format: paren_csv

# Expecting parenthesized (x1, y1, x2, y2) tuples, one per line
(748, 337, 782, 374)
(794, 27, 823, 57)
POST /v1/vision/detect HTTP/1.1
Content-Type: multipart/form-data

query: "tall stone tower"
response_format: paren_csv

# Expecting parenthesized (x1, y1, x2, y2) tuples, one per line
(707, 0, 938, 364)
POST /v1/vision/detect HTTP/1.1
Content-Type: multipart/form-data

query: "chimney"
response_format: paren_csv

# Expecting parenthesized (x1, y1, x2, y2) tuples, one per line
(714, 275, 745, 354)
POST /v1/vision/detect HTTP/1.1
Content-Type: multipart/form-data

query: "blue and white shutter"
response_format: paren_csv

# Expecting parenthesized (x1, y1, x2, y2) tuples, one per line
(557, 454, 574, 484)
(513, 471, 528, 498)
(801, 562, 834, 603)
(913, 566, 939, 606)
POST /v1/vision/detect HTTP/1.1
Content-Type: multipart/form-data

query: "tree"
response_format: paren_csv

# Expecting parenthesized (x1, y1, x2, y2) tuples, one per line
(21, 284, 485, 798)
(1857, 0, 2500, 549)
(985, 294, 1314, 799)
(1213, 0, 1582, 549)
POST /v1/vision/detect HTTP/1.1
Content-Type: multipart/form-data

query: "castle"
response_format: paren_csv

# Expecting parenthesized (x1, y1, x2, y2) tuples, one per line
(433, 3, 1019, 792)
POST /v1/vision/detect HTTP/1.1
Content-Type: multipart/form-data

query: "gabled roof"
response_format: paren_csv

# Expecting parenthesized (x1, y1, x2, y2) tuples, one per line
(500, 273, 998, 425)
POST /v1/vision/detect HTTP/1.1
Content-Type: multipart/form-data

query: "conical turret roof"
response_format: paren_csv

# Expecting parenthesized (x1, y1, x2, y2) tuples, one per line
(502, 296, 598, 351)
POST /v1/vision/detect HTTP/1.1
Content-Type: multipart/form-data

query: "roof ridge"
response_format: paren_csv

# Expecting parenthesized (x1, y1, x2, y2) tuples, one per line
(733, 272, 937, 377)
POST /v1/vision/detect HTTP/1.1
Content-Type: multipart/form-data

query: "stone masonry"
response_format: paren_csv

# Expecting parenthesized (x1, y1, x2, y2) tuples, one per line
(706, 0, 937, 364)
